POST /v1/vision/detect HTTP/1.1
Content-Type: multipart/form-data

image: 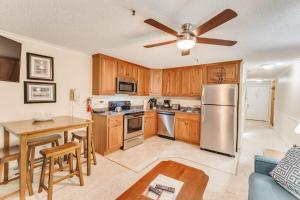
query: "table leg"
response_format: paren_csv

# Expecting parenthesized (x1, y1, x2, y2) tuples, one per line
(64, 131, 69, 161)
(4, 129, 9, 182)
(19, 135, 28, 200)
(87, 124, 92, 176)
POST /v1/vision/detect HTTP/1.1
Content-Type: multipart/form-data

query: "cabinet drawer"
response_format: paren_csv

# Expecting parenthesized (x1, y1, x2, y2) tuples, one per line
(175, 112, 200, 121)
(108, 115, 123, 127)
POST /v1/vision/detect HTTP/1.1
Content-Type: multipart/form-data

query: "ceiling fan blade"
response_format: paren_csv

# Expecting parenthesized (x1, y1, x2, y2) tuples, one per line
(144, 19, 178, 37)
(144, 40, 177, 48)
(193, 9, 238, 36)
(197, 37, 237, 46)
(181, 49, 190, 56)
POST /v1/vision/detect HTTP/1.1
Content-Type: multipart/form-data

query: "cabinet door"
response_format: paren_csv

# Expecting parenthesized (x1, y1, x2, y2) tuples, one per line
(117, 61, 128, 78)
(144, 69, 150, 95)
(108, 117, 123, 150)
(101, 57, 117, 95)
(162, 70, 171, 96)
(169, 69, 180, 96)
(137, 67, 145, 95)
(206, 65, 222, 84)
(149, 69, 162, 96)
(132, 64, 138, 81)
(190, 67, 203, 97)
(175, 119, 189, 141)
(189, 119, 200, 144)
(180, 69, 191, 96)
(221, 63, 239, 83)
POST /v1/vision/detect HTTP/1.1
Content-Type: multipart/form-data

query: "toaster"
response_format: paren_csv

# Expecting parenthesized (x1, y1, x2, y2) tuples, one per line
(171, 104, 181, 110)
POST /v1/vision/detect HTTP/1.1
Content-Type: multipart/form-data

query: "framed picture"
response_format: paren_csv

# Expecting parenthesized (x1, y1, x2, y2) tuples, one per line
(27, 53, 54, 81)
(24, 81, 56, 103)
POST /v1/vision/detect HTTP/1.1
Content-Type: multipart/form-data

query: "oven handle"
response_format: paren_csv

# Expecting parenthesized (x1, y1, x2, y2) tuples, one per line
(125, 115, 144, 119)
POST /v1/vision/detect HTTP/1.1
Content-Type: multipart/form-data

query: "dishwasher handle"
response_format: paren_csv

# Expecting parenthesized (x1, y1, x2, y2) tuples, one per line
(158, 112, 175, 116)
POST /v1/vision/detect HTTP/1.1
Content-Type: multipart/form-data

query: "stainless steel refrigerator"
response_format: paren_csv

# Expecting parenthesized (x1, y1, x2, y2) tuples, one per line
(200, 84, 238, 157)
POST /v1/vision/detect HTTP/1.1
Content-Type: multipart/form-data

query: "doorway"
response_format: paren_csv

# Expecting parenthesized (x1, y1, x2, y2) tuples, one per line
(246, 81, 271, 121)
(270, 80, 276, 126)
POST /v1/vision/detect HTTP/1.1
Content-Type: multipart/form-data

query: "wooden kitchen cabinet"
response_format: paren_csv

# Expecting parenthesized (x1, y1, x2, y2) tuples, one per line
(162, 69, 180, 96)
(179, 67, 203, 97)
(204, 60, 241, 84)
(144, 111, 157, 138)
(92, 54, 117, 95)
(149, 69, 162, 96)
(92, 114, 123, 155)
(137, 67, 150, 96)
(117, 61, 138, 81)
(174, 113, 201, 145)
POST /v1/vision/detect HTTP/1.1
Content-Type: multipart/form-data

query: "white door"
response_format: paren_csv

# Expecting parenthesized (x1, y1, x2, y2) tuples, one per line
(246, 86, 270, 121)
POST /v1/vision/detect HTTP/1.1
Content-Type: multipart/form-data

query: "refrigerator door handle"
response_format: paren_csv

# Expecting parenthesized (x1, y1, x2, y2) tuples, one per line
(201, 107, 205, 123)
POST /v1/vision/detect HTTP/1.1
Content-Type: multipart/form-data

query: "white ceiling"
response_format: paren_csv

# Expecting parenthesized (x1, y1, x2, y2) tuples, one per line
(1, 0, 300, 71)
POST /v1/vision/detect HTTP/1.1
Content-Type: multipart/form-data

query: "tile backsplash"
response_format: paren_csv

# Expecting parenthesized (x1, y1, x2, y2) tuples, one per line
(91, 95, 201, 109)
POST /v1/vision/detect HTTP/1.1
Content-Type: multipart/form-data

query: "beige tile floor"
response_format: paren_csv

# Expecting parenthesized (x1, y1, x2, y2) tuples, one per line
(1, 120, 289, 200)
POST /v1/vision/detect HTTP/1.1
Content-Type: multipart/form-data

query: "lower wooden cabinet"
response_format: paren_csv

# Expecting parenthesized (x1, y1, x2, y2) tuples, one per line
(144, 111, 157, 138)
(174, 113, 201, 145)
(92, 114, 123, 155)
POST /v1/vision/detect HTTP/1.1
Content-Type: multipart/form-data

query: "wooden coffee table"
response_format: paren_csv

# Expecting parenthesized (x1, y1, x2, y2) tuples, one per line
(117, 160, 209, 200)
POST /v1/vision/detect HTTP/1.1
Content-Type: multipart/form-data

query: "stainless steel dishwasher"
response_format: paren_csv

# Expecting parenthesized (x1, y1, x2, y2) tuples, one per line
(157, 111, 175, 140)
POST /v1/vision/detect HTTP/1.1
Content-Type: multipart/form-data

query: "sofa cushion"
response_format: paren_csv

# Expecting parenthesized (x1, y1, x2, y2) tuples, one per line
(249, 173, 297, 200)
(271, 146, 300, 199)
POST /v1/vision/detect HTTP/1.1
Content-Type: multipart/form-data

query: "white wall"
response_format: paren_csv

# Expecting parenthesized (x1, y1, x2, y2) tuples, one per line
(0, 30, 92, 147)
(274, 64, 300, 146)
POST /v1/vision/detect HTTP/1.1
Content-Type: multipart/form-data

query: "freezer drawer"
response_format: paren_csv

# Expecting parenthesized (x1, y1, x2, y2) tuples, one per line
(202, 84, 238, 106)
(200, 105, 237, 156)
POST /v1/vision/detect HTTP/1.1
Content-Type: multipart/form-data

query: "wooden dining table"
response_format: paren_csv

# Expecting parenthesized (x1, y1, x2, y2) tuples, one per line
(1, 116, 93, 200)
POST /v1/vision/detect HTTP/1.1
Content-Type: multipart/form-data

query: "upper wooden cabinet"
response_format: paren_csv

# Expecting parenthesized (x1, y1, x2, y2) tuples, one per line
(204, 60, 241, 84)
(92, 54, 117, 95)
(149, 69, 162, 96)
(117, 61, 138, 81)
(162, 69, 181, 96)
(137, 67, 150, 96)
(179, 67, 203, 97)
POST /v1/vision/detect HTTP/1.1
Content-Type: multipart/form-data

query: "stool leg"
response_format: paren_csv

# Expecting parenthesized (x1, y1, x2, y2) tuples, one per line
(91, 138, 97, 165)
(0, 162, 3, 183)
(26, 172, 34, 196)
(38, 157, 47, 193)
(48, 157, 55, 200)
(83, 139, 87, 158)
(55, 140, 63, 171)
(69, 153, 73, 177)
(75, 148, 84, 186)
(29, 146, 35, 182)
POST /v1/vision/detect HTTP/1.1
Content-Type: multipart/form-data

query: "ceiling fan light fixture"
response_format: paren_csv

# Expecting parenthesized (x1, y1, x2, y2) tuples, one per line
(177, 39, 196, 50)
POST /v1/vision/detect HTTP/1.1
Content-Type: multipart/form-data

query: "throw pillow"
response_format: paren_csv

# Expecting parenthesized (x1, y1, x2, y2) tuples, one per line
(271, 146, 300, 199)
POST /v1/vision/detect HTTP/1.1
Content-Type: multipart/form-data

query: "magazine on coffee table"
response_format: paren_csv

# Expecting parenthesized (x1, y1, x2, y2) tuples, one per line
(143, 174, 184, 200)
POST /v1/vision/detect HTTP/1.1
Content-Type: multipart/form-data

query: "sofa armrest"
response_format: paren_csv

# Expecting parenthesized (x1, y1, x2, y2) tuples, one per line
(254, 155, 279, 176)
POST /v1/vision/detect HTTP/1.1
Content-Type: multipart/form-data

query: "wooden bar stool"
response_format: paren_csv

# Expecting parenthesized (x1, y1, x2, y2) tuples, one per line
(38, 142, 84, 200)
(28, 134, 63, 182)
(71, 131, 97, 165)
(0, 146, 33, 195)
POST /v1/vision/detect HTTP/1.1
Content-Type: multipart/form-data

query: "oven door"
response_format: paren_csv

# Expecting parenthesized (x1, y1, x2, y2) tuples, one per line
(124, 115, 144, 140)
(117, 77, 136, 94)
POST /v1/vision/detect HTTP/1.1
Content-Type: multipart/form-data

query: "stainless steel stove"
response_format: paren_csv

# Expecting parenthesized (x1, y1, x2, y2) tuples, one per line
(108, 101, 144, 150)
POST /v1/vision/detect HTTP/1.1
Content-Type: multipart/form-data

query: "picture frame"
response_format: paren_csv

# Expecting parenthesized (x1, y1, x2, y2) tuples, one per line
(27, 52, 54, 81)
(24, 81, 56, 103)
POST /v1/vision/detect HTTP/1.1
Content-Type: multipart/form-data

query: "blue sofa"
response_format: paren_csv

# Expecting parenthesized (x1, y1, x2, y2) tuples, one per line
(248, 155, 297, 200)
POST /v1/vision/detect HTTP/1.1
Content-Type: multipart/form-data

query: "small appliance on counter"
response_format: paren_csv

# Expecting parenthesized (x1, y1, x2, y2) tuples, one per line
(149, 98, 157, 109)
(163, 100, 171, 108)
(171, 104, 180, 110)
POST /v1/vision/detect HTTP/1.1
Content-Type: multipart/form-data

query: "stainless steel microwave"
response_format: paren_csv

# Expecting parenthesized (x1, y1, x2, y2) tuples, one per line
(116, 77, 137, 94)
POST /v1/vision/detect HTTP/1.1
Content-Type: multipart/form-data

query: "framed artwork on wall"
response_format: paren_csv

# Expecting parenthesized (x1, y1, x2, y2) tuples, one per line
(24, 81, 56, 103)
(27, 53, 54, 81)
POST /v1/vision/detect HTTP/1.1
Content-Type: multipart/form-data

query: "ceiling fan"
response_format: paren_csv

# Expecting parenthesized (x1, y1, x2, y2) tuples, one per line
(143, 9, 238, 56)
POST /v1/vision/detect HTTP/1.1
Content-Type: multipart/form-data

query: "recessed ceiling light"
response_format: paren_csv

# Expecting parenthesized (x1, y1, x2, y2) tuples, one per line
(261, 64, 277, 70)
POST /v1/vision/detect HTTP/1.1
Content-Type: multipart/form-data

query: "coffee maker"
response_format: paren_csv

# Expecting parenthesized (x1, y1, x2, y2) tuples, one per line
(163, 100, 171, 108)
(149, 98, 157, 109)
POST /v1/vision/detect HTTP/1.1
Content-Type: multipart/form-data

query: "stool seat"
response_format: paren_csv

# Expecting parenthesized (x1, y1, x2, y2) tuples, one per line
(40, 142, 81, 158)
(72, 131, 87, 139)
(28, 134, 62, 146)
(0, 146, 19, 163)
